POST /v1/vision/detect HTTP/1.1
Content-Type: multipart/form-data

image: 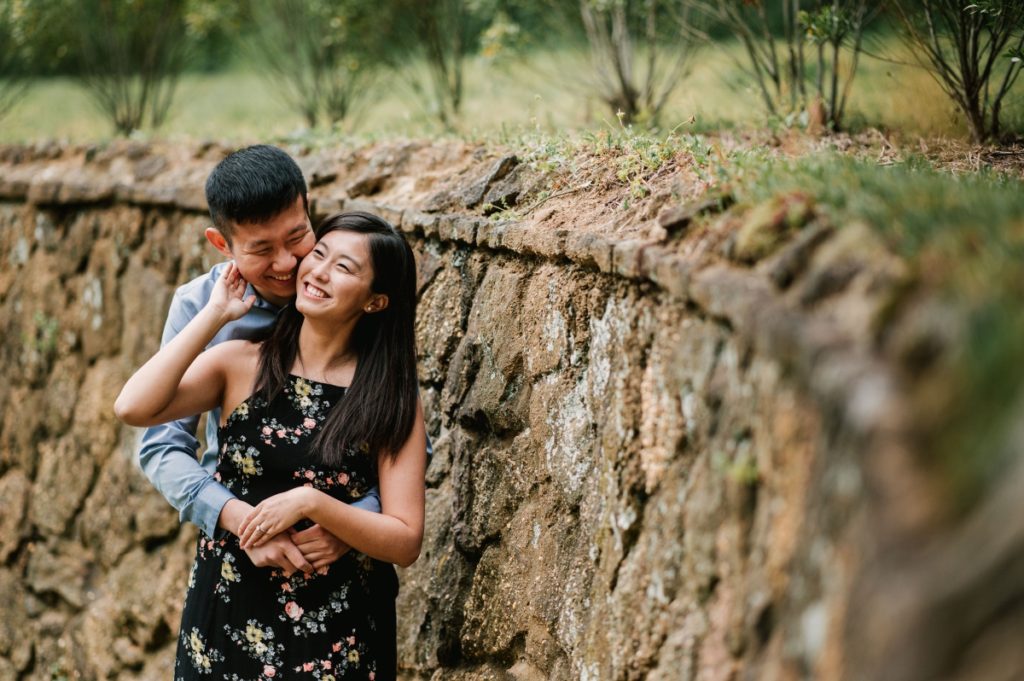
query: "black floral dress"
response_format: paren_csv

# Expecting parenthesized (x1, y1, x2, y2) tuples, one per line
(175, 375, 396, 681)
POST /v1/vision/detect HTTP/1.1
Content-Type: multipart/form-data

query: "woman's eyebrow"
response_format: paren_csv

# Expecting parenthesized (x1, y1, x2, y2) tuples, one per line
(317, 242, 361, 267)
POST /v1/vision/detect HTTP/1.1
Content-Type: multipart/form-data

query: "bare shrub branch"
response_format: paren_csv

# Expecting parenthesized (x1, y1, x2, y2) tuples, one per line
(249, 0, 385, 130)
(580, 0, 703, 125)
(688, 0, 879, 130)
(891, 0, 1024, 142)
(0, 0, 30, 122)
(72, 0, 187, 136)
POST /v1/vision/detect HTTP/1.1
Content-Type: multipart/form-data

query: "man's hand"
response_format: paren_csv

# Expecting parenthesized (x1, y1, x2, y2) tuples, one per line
(290, 524, 351, 570)
(242, 531, 313, 578)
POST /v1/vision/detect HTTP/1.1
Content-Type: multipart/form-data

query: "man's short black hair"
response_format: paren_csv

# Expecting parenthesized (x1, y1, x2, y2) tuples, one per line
(205, 144, 308, 242)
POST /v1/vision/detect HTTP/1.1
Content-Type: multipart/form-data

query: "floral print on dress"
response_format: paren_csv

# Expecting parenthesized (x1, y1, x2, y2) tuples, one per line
(223, 619, 286, 673)
(175, 375, 387, 680)
(221, 436, 264, 495)
(183, 627, 225, 674)
(292, 631, 375, 679)
(293, 461, 373, 501)
(278, 584, 353, 638)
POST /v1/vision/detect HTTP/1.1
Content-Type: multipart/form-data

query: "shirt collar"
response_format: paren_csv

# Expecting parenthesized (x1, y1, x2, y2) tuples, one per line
(244, 281, 287, 312)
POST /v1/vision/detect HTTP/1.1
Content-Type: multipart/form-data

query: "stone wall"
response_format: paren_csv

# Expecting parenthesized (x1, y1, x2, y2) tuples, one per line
(0, 140, 1021, 681)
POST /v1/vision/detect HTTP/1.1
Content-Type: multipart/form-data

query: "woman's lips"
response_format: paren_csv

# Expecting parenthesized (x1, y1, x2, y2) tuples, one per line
(302, 282, 329, 299)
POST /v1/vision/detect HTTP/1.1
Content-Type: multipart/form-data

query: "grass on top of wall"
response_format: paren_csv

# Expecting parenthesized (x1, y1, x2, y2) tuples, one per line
(722, 147, 1024, 513)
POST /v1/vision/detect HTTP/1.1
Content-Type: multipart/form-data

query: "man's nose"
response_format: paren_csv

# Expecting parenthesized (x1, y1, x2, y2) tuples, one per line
(272, 249, 296, 272)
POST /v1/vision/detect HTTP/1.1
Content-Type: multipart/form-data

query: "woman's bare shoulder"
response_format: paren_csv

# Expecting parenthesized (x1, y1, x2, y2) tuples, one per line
(205, 339, 261, 380)
(213, 340, 263, 419)
(205, 338, 260, 362)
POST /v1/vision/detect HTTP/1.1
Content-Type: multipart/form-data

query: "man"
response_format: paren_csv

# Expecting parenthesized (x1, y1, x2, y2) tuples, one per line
(139, 144, 381, 577)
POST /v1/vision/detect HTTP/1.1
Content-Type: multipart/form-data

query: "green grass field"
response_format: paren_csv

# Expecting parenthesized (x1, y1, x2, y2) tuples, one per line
(3, 39, 1021, 144)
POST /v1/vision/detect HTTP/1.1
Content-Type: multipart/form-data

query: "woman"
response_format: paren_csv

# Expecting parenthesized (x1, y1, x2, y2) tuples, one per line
(115, 212, 426, 680)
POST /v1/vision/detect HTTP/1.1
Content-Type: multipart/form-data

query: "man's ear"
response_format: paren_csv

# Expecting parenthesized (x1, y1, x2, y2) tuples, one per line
(204, 227, 234, 258)
(365, 294, 389, 314)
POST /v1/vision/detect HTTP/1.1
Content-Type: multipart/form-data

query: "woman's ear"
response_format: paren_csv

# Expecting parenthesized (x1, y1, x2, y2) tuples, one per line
(364, 294, 389, 314)
(204, 227, 234, 258)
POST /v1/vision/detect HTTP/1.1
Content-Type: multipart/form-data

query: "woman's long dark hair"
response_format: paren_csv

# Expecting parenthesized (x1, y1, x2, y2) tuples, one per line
(253, 211, 418, 465)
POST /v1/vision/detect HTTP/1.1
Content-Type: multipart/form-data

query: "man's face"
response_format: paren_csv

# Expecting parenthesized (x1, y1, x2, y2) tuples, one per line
(218, 196, 315, 307)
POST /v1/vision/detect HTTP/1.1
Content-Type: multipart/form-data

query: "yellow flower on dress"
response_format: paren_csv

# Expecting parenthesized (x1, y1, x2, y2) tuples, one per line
(347, 650, 359, 664)
(245, 624, 263, 644)
(189, 630, 203, 653)
(236, 402, 249, 418)
(322, 675, 335, 681)
(295, 378, 311, 397)
(221, 560, 238, 582)
(241, 457, 257, 475)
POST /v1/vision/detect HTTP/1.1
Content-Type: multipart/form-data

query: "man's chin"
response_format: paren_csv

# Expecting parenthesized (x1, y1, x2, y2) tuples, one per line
(253, 280, 297, 307)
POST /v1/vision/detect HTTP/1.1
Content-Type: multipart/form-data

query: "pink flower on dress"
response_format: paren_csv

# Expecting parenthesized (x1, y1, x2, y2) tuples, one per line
(262, 426, 272, 435)
(276, 429, 286, 438)
(369, 673, 375, 680)
(338, 472, 350, 485)
(284, 601, 304, 620)
(332, 642, 342, 653)
(281, 582, 293, 592)
(347, 635, 356, 646)
(263, 665, 276, 677)
(303, 418, 316, 429)
(322, 660, 332, 670)
(302, 662, 315, 672)
(294, 428, 302, 435)
(305, 470, 316, 480)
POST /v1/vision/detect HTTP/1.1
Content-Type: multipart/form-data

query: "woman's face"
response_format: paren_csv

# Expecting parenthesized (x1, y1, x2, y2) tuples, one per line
(295, 230, 388, 321)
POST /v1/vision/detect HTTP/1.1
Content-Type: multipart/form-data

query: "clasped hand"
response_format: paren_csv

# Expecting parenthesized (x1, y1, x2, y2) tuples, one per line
(242, 523, 349, 577)
(239, 487, 314, 551)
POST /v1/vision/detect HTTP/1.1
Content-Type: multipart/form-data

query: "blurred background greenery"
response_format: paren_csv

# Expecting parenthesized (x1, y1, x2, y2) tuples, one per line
(0, 0, 1021, 143)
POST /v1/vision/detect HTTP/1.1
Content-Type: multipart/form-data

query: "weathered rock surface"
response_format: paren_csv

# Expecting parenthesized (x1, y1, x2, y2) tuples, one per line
(0, 140, 1017, 681)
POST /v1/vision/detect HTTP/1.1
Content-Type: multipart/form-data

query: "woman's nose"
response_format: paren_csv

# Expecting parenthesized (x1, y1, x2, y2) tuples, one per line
(309, 259, 330, 279)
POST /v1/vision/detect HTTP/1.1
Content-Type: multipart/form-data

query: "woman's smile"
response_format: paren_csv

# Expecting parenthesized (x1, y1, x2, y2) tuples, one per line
(302, 282, 329, 300)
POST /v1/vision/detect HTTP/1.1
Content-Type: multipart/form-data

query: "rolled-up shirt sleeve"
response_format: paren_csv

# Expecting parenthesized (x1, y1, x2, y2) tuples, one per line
(136, 286, 236, 539)
(350, 488, 381, 513)
(139, 419, 235, 538)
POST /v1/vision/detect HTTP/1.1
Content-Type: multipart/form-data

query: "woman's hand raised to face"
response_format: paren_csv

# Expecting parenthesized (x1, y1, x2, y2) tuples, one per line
(208, 262, 256, 322)
(238, 487, 316, 550)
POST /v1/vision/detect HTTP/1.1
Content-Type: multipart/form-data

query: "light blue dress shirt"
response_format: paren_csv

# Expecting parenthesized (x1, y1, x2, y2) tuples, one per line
(138, 261, 383, 538)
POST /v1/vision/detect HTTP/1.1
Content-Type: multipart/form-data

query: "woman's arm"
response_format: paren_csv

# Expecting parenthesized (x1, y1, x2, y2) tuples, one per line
(238, 403, 428, 567)
(114, 263, 255, 427)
